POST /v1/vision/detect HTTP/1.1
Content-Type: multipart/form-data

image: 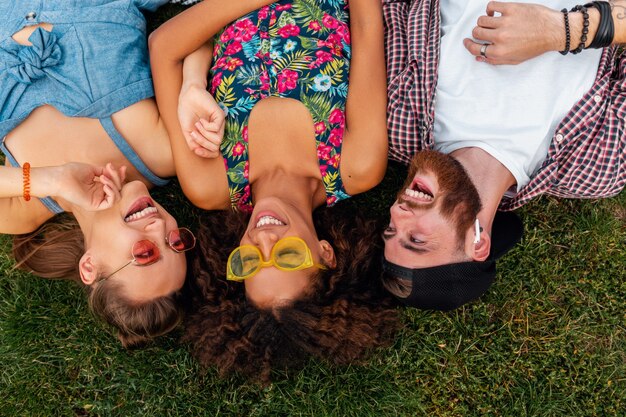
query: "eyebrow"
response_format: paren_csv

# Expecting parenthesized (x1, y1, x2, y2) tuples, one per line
(382, 231, 430, 254)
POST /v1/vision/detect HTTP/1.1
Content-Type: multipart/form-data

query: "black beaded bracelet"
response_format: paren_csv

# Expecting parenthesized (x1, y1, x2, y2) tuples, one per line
(570, 5, 590, 54)
(585, 1, 615, 49)
(560, 8, 571, 55)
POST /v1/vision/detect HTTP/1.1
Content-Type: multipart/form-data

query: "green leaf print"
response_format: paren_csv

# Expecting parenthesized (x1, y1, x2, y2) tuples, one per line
(322, 170, 339, 193)
(273, 49, 312, 73)
(216, 73, 237, 108)
(236, 65, 262, 87)
(321, 59, 346, 85)
(293, 0, 325, 30)
(277, 11, 296, 28)
(300, 92, 332, 124)
(227, 160, 248, 185)
(221, 118, 245, 157)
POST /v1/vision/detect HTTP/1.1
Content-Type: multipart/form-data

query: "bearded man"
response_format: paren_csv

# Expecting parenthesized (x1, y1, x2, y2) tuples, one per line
(381, 0, 626, 309)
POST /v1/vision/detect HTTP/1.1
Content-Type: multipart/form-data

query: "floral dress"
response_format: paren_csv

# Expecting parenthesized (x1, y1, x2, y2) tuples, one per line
(209, 0, 352, 212)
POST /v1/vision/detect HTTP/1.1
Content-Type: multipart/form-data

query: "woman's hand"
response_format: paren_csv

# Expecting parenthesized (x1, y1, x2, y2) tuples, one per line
(178, 82, 225, 158)
(51, 163, 126, 211)
(463, 2, 566, 65)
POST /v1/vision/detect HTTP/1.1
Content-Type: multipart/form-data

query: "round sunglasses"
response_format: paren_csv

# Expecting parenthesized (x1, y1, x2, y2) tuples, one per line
(102, 227, 196, 280)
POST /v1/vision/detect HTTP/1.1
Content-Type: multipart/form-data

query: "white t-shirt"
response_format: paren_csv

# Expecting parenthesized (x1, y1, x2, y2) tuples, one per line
(434, 0, 602, 190)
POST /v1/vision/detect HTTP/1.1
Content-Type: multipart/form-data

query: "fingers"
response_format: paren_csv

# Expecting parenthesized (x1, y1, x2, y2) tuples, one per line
(486, 1, 508, 16)
(103, 163, 125, 191)
(97, 175, 122, 208)
(190, 130, 222, 155)
(477, 15, 500, 29)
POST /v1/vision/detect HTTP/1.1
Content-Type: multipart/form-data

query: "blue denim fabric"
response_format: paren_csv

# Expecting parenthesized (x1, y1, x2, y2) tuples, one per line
(0, 0, 168, 137)
(0, 0, 169, 213)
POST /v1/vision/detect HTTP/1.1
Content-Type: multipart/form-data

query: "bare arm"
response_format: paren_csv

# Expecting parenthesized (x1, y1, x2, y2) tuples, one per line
(149, 0, 276, 209)
(341, 0, 389, 195)
(465, 1, 626, 65)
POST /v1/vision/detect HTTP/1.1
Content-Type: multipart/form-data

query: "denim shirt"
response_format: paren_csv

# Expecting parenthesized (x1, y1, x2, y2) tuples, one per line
(0, 0, 168, 137)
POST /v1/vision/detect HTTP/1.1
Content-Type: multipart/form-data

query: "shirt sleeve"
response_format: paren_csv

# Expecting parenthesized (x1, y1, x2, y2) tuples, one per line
(501, 48, 626, 210)
(133, 0, 169, 12)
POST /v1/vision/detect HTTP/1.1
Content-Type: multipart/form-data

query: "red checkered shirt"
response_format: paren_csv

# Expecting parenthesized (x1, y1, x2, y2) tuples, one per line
(383, 0, 626, 210)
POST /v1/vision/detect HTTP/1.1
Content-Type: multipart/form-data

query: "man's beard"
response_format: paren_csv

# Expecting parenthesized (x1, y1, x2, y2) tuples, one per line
(398, 151, 482, 235)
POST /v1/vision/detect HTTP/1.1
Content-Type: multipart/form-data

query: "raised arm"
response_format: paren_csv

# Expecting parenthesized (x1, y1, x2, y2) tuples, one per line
(0, 163, 123, 234)
(149, 0, 276, 209)
(341, 0, 389, 195)
(465, 1, 626, 65)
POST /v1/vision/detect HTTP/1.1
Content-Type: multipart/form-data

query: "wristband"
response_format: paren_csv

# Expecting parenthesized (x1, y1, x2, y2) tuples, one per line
(570, 5, 590, 54)
(560, 9, 571, 55)
(23, 162, 31, 202)
(585, 1, 615, 48)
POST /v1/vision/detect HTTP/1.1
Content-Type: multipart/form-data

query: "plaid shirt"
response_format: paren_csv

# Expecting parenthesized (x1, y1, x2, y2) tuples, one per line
(383, 0, 626, 210)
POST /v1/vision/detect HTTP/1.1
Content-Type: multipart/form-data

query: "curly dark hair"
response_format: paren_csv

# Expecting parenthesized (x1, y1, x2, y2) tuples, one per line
(183, 205, 399, 383)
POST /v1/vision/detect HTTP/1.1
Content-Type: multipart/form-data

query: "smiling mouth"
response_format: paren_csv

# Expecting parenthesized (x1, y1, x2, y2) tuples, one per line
(404, 179, 434, 202)
(125, 197, 158, 222)
(255, 215, 286, 228)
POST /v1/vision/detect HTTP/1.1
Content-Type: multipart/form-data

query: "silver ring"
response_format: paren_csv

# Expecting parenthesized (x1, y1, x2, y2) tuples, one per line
(480, 44, 489, 58)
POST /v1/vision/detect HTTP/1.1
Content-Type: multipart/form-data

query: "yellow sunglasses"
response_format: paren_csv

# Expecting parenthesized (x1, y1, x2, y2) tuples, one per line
(227, 236, 327, 281)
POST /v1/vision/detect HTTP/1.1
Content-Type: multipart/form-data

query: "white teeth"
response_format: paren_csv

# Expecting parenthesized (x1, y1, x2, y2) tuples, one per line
(405, 188, 433, 200)
(256, 215, 285, 228)
(124, 206, 158, 222)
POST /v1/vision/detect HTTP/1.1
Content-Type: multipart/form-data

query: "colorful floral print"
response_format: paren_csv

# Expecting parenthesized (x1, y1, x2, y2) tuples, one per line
(210, 0, 351, 212)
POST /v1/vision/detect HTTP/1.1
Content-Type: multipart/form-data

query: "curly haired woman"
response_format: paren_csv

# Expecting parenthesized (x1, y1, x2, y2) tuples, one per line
(149, 0, 396, 379)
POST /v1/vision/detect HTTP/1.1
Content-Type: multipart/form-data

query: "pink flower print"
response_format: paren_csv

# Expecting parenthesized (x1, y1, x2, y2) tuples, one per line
(258, 6, 269, 19)
(210, 72, 223, 94)
(234, 19, 258, 42)
(337, 23, 351, 44)
(317, 144, 332, 160)
(328, 154, 341, 168)
(244, 87, 256, 95)
(260, 70, 270, 91)
(322, 14, 339, 29)
(309, 21, 322, 32)
(277, 69, 299, 93)
(329, 108, 345, 125)
(233, 141, 245, 156)
(269, 10, 277, 25)
(328, 128, 343, 147)
(319, 164, 328, 177)
(225, 41, 243, 56)
(324, 33, 344, 55)
(315, 50, 333, 64)
(276, 3, 292, 11)
(225, 57, 244, 71)
(214, 56, 229, 70)
(260, 31, 270, 39)
(277, 24, 300, 38)
(314, 121, 326, 134)
(242, 126, 249, 142)
(220, 27, 235, 43)
(223, 157, 229, 170)
(326, 195, 337, 206)
(243, 161, 250, 179)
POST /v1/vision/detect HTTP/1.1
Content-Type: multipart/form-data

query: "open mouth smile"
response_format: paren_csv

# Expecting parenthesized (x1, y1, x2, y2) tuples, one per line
(404, 179, 434, 202)
(125, 197, 158, 223)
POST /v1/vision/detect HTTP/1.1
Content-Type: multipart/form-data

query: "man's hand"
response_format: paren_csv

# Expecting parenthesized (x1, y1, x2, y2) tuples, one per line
(463, 2, 567, 65)
(178, 82, 225, 158)
(50, 163, 126, 211)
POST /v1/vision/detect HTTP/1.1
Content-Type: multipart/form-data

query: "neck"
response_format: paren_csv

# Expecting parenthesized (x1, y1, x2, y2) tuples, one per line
(65, 202, 94, 244)
(450, 147, 516, 234)
(251, 171, 325, 212)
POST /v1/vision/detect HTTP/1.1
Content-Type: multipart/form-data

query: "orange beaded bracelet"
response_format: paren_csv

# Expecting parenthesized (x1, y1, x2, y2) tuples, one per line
(23, 162, 31, 202)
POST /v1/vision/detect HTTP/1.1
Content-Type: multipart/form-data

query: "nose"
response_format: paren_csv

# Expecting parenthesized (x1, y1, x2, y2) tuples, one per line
(391, 202, 414, 218)
(251, 230, 280, 260)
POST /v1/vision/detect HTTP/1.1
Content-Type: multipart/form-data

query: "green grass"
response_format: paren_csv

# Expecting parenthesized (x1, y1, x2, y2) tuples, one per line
(1, 4, 625, 416)
(1, 163, 624, 416)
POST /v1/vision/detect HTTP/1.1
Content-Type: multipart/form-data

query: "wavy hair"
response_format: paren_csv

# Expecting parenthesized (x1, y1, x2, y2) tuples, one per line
(12, 214, 182, 347)
(183, 206, 399, 383)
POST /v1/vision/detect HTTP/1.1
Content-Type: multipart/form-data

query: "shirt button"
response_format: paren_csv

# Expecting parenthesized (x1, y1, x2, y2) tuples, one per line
(260, 25, 268, 31)
(555, 133, 564, 143)
(593, 94, 602, 103)
(25, 12, 37, 21)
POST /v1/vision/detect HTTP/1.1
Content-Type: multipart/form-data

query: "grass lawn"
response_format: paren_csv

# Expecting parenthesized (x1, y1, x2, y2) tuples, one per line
(1, 3, 625, 416)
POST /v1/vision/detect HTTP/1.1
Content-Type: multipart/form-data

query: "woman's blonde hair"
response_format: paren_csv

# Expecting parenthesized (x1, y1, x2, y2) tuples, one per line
(12, 214, 182, 347)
